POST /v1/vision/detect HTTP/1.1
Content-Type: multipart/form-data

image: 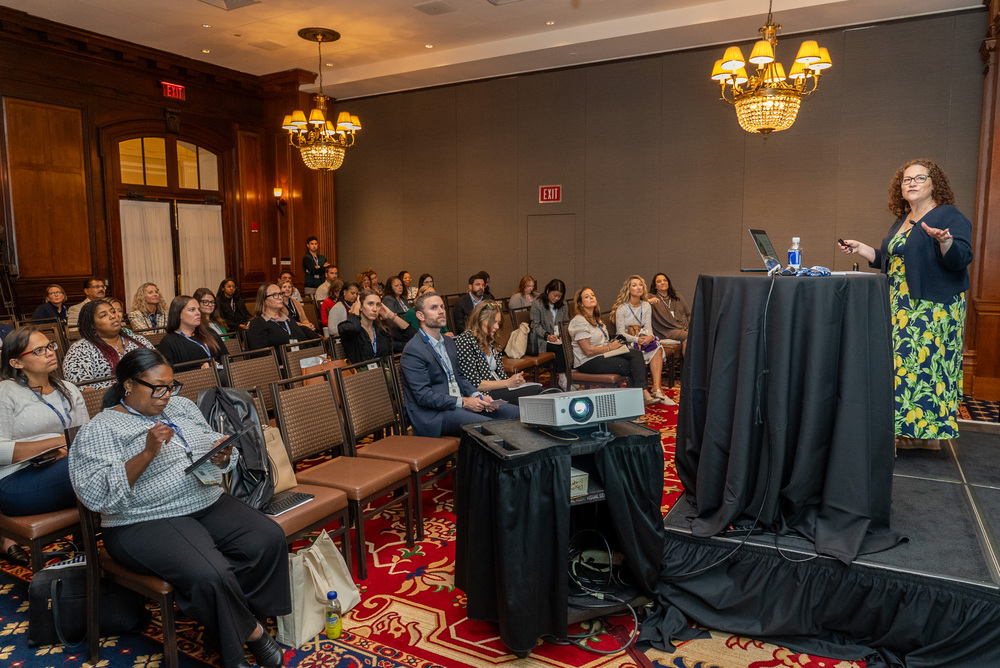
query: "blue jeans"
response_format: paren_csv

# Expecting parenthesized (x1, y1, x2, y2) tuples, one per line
(0, 457, 76, 516)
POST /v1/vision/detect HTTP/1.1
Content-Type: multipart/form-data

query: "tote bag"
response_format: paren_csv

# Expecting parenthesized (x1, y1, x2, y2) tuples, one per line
(505, 322, 530, 359)
(276, 530, 360, 647)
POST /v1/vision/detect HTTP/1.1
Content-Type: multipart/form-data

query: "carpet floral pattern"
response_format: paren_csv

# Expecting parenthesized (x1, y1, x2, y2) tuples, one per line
(0, 391, 866, 668)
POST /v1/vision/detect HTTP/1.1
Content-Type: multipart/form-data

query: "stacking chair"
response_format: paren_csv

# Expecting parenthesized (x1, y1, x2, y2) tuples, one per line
(510, 307, 556, 384)
(496, 310, 534, 378)
(442, 293, 463, 332)
(172, 360, 221, 403)
(75, 375, 116, 418)
(134, 328, 167, 346)
(223, 348, 281, 413)
(0, 508, 80, 573)
(335, 359, 458, 541)
(78, 500, 178, 668)
(32, 320, 68, 367)
(270, 372, 414, 579)
(221, 335, 243, 357)
(559, 320, 625, 388)
(328, 335, 347, 361)
(279, 338, 327, 377)
(660, 341, 682, 389)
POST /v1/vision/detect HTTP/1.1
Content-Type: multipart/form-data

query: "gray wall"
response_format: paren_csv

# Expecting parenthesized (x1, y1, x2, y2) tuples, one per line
(335, 10, 985, 307)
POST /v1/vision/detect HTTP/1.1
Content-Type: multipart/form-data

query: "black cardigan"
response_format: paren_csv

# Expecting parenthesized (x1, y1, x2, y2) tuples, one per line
(337, 314, 414, 363)
(219, 295, 252, 330)
(156, 330, 227, 366)
(870, 205, 973, 303)
(247, 316, 316, 352)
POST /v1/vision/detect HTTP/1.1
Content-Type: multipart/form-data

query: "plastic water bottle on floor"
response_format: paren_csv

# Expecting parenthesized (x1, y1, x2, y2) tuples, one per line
(325, 591, 342, 639)
(788, 237, 802, 270)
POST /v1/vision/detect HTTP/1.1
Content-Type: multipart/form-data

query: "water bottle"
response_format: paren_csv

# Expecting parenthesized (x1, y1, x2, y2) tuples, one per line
(788, 237, 802, 270)
(324, 591, 342, 639)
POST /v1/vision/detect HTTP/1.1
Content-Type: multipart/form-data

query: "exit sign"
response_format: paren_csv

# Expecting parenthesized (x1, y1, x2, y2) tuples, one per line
(539, 185, 562, 203)
(160, 81, 186, 100)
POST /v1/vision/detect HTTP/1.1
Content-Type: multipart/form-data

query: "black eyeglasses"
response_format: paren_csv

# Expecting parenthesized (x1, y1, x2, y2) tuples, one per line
(131, 377, 183, 398)
(266, 292, 284, 300)
(901, 175, 930, 185)
(200, 300, 216, 306)
(19, 341, 58, 357)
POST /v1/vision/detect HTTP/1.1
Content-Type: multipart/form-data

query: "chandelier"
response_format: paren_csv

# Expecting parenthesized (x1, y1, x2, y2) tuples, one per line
(710, 1, 831, 136)
(281, 28, 361, 170)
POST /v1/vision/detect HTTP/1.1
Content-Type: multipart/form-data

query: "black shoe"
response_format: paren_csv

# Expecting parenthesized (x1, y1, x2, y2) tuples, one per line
(247, 627, 283, 668)
(2, 544, 30, 566)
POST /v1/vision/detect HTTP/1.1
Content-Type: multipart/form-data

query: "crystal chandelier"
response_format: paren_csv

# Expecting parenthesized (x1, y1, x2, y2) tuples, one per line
(711, 1, 831, 136)
(281, 28, 361, 171)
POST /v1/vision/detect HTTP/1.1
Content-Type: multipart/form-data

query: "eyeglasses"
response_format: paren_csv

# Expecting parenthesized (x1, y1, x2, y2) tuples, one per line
(131, 377, 183, 398)
(266, 293, 284, 300)
(19, 341, 58, 357)
(902, 175, 930, 185)
(200, 300, 216, 306)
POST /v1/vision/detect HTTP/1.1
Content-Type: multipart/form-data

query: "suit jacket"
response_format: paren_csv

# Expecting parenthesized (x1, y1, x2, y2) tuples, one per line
(400, 330, 478, 437)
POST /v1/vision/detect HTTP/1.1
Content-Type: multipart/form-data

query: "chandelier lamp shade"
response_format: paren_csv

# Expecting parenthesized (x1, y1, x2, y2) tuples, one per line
(281, 27, 361, 171)
(710, 1, 831, 135)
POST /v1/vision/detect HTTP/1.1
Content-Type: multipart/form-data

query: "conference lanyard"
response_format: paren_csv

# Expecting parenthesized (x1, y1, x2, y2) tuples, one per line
(178, 331, 212, 358)
(119, 401, 192, 462)
(370, 326, 378, 357)
(481, 347, 500, 381)
(31, 387, 71, 430)
(420, 329, 460, 396)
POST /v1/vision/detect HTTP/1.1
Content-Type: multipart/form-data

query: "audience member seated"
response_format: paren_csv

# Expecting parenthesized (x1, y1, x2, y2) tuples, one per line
(156, 296, 226, 367)
(326, 282, 358, 336)
(278, 271, 303, 301)
(356, 272, 372, 292)
(479, 270, 496, 300)
(69, 348, 288, 668)
(610, 275, 673, 405)
(417, 273, 435, 292)
(381, 276, 410, 316)
(319, 279, 344, 332)
(649, 272, 691, 354)
(399, 293, 519, 437)
(0, 327, 88, 566)
(399, 271, 417, 303)
(453, 271, 489, 334)
(455, 301, 543, 405)
(247, 283, 318, 352)
(313, 265, 340, 306)
(403, 286, 453, 336)
(127, 282, 167, 331)
(508, 275, 537, 310)
(194, 288, 227, 336)
(278, 278, 316, 331)
(529, 279, 569, 390)
(337, 289, 414, 363)
(32, 284, 69, 325)
(366, 269, 382, 295)
(109, 298, 128, 330)
(64, 300, 153, 387)
(217, 278, 252, 331)
(568, 287, 655, 405)
(67, 277, 107, 329)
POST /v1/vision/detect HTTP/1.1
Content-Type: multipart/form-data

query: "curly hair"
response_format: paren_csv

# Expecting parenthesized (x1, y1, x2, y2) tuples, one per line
(609, 275, 649, 325)
(887, 158, 956, 218)
(466, 301, 504, 354)
(129, 282, 166, 317)
(649, 273, 679, 301)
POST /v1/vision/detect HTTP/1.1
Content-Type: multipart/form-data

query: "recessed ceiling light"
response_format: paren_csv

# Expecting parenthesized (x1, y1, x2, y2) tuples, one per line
(202, 49, 211, 53)
(202, 24, 211, 28)
(326, 62, 334, 67)
(546, 21, 555, 26)
(425, 44, 434, 49)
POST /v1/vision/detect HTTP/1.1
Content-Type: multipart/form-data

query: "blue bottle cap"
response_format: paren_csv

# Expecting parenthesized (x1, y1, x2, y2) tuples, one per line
(327, 591, 338, 600)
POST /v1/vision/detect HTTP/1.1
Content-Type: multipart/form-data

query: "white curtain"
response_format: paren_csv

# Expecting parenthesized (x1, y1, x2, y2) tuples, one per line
(177, 203, 225, 297)
(119, 200, 175, 306)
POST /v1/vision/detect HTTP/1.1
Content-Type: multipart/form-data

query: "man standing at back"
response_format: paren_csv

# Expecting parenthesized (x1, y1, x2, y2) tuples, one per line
(301, 236, 329, 297)
(400, 292, 519, 437)
(452, 271, 488, 334)
(67, 277, 107, 329)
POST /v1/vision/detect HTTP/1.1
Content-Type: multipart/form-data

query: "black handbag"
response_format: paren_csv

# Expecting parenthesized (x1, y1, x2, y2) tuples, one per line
(28, 555, 149, 647)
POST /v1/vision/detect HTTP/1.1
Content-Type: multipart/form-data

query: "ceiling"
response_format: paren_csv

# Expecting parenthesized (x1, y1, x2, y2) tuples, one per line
(0, 0, 981, 99)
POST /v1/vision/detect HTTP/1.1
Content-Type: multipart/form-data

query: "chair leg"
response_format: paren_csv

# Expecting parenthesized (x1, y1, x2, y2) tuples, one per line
(413, 472, 425, 542)
(338, 514, 352, 571)
(403, 480, 414, 548)
(86, 564, 101, 664)
(29, 539, 45, 572)
(351, 502, 367, 580)
(161, 596, 179, 668)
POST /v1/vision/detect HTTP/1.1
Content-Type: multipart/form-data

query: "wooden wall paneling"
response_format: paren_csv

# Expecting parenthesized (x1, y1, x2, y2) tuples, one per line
(236, 129, 269, 294)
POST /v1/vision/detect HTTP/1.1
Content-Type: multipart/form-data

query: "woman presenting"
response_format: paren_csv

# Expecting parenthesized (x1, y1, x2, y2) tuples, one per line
(839, 158, 973, 449)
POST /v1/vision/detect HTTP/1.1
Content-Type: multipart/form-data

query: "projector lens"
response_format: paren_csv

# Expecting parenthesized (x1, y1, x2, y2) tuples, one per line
(568, 397, 594, 423)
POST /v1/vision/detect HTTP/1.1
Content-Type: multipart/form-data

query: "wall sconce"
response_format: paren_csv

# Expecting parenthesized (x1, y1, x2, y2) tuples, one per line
(274, 187, 287, 216)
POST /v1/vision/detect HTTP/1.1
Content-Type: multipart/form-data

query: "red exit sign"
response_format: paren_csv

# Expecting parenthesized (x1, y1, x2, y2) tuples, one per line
(160, 81, 186, 100)
(539, 185, 562, 203)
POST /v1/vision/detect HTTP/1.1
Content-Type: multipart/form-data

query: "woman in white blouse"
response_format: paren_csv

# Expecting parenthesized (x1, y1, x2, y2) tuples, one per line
(609, 275, 673, 405)
(0, 327, 89, 565)
(567, 287, 655, 405)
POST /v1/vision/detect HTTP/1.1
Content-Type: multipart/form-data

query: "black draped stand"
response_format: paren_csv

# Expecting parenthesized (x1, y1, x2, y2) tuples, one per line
(640, 274, 1000, 667)
(455, 419, 665, 656)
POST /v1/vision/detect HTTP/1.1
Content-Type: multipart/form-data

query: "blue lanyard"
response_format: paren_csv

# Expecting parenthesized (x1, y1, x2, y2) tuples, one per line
(480, 346, 500, 379)
(419, 329, 455, 382)
(178, 331, 212, 358)
(626, 302, 643, 327)
(149, 313, 158, 328)
(269, 318, 291, 336)
(370, 325, 378, 356)
(118, 400, 192, 460)
(31, 387, 71, 430)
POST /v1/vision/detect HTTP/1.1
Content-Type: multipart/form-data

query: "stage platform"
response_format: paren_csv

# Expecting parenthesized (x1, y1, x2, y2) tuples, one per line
(645, 421, 1000, 667)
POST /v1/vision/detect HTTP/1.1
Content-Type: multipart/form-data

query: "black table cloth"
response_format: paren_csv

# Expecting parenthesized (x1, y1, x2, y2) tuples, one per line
(454, 419, 664, 655)
(675, 273, 900, 562)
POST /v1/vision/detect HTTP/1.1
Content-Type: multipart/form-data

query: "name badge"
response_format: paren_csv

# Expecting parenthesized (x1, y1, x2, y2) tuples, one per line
(192, 464, 222, 487)
(448, 379, 461, 398)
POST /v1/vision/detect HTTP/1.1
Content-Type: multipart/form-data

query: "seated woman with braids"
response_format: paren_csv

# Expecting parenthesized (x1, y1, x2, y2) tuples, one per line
(69, 348, 288, 668)
(156, 296, 227, 367)
(0, 327, 89, 566)
(63, 299, 153, 388)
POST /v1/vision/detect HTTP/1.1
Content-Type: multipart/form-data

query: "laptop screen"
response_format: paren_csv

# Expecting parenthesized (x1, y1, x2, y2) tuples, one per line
(748, 229, 781, 272)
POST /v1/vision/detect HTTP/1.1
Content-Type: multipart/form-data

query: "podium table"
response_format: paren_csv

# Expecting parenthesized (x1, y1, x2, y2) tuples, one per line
(676, 273, 900, 562)
(454, 419, 664, 656)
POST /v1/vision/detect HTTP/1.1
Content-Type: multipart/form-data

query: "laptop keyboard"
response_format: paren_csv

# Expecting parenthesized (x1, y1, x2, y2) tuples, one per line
(262, 490, 314, 517)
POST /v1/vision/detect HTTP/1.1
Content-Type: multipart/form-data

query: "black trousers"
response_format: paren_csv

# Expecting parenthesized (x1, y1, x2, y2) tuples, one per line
(485, 383, 544, 405)
(577, 348, 647, 388)
(543, 342, 567, 373)
(103, 494, 290, 668)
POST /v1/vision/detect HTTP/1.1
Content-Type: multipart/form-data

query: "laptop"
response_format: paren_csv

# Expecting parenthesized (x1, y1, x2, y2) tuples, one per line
(748, 229, 782, 273)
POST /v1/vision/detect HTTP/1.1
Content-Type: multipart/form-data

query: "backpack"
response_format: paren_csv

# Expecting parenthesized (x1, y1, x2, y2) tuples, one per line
(197, 387, 274, 510)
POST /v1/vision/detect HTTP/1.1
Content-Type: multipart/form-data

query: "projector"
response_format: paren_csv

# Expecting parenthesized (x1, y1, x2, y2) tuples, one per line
(518, 388, 645, 430)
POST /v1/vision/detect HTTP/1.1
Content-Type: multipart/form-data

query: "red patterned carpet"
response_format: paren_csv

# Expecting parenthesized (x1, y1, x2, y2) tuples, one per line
(0, 393, 865, 668)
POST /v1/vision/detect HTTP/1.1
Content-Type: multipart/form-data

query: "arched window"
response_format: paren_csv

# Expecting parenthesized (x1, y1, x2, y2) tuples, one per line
(117, 136, 219, 192)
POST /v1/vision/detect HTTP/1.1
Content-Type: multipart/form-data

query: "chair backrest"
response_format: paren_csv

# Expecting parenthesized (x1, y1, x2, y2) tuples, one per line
(328, 336, 346, 360)
(134, 328, 167, 347)
(559, 320, 577, 380)
(74, 375, 115, 418)
(334, 359, 400, 444)
(280, 339, 326, 377)
(224, 348, 281, 412)
(511, 306, 531, 328)
(496, 310, 514, 352)
(173, 362, 221, 403)
(269, 371, 348, 462)
(443, 293, 463, 332)
(221, 335, 243, 357)
(32, 321, 67, 366)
